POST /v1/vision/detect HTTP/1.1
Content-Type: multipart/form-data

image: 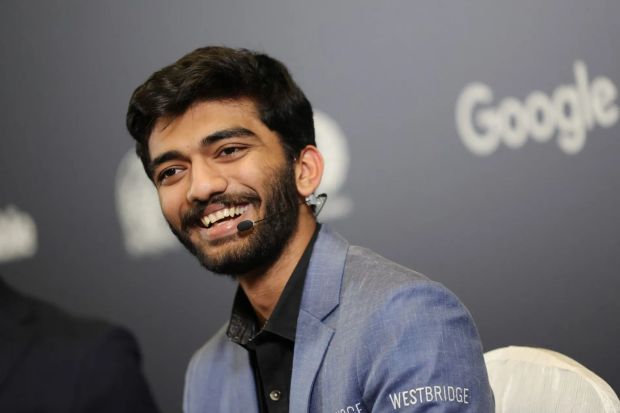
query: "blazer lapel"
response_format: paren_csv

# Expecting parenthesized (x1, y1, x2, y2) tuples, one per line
(290, 226, 348, 412)
(229, 346, 260, 413)
(290, 310, 334, 411)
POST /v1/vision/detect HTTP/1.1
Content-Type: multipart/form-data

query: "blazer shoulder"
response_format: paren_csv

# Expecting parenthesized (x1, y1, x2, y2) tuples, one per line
(337, 248, 493, 412)
(339, 245, 480, 348)
(343, 245, 440, 299)
(187, 324, 230, 367)
(186, 324, 246, 389)
(184, 325, 257, 412)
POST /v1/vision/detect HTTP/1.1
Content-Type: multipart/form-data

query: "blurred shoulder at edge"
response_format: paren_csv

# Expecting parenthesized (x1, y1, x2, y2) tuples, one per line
(0, 276, 160, 413)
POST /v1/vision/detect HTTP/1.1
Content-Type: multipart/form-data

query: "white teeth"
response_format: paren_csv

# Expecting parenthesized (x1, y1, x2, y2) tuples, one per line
(202, 205, 248, 228)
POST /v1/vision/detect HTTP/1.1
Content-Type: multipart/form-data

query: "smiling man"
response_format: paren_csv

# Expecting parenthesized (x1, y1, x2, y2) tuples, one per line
(126, 47, 494, 413)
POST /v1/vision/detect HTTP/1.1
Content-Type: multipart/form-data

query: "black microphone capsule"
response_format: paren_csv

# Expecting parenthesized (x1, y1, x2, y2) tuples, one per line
(237, 220, 254, 232)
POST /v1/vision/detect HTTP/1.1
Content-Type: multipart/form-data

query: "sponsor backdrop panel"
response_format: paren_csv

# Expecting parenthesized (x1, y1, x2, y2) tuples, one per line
(1, 1, 618, 411)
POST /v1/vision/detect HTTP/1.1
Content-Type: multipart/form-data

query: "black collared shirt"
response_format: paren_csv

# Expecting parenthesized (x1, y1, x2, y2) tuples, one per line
(226, 224, 320, 413)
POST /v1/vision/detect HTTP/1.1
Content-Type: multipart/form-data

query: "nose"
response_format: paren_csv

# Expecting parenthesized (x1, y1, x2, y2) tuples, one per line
(186, 160, 228, 203)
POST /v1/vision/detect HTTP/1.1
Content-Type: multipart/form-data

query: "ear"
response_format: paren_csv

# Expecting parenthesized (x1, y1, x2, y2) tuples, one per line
(294, 145, 324, 197)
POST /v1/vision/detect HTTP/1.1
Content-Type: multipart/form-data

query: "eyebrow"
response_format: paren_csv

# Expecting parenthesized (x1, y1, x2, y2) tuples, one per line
(148, 127, 258, 177)
(201, 127, 257, 145)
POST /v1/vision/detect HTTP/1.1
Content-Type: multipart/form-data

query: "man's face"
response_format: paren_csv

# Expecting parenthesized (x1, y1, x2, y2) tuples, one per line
(148, 99, 300, 275)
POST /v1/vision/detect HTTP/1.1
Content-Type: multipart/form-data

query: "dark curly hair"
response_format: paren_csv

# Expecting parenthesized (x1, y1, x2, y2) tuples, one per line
(126, 46, 315, 179)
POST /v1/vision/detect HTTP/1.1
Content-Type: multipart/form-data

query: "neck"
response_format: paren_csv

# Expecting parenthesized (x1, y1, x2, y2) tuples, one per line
(238, 211, 316, 325)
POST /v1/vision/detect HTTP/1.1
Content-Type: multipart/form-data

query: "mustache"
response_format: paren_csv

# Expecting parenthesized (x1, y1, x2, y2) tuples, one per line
(180, 192, 261, 232)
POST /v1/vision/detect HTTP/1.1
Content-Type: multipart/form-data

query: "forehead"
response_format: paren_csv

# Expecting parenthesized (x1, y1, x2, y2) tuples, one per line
(148, 98, 276, 156)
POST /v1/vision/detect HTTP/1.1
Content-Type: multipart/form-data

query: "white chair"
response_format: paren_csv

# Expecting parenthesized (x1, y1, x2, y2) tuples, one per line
(484, 346, 620, 413)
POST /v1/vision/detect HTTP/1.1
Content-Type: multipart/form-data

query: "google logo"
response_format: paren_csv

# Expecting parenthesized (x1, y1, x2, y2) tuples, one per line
(456, 61, 619, 156)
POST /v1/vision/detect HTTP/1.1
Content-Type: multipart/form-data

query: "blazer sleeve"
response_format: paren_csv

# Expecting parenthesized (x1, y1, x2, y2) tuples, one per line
(356, 281, 494, 412)
(71, 327, 160, 413)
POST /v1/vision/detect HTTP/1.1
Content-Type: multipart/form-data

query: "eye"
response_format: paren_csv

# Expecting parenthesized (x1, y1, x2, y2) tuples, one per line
(217, 145, 247, 159)
(157, 167, 183, 185)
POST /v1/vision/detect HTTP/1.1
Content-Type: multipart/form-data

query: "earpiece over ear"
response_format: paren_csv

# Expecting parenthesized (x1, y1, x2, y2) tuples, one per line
(305, 193, 328, 217)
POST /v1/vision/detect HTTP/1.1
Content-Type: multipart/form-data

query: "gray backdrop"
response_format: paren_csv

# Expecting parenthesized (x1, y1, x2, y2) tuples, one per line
(1, 1, 618, 412)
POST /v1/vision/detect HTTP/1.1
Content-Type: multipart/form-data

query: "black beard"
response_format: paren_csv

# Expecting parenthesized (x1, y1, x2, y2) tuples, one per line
(167, 162, 300, 276)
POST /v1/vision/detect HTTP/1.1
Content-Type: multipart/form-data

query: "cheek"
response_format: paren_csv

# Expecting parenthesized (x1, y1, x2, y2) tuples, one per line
(222, 164, 261, 193)
(158, 188, 184, 224)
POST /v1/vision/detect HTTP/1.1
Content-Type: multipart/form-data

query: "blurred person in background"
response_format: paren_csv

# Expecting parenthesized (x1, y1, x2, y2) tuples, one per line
(0, 276, 160, 413)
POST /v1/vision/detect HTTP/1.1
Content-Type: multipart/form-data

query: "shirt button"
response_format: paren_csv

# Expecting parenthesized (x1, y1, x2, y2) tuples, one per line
(269, 390, 282, 401)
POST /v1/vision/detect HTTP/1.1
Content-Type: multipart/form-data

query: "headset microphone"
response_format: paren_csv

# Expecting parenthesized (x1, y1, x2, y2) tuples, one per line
(235, 193, 328, 234)
(236, 217, 266, 232)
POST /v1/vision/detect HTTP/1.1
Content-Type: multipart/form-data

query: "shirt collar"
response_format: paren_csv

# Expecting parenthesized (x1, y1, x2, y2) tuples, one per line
(226, 224, 321, 345)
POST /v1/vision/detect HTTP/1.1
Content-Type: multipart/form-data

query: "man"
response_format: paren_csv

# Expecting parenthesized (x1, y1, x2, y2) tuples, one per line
(126, 46, 494, 412)
(0, 276, 160, 412)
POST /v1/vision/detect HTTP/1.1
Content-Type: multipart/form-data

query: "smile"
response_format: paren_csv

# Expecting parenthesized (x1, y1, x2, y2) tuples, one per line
(201, 205, 248, 229)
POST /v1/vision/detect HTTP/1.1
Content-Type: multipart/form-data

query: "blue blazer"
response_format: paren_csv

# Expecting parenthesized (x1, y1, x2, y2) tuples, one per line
(184, 226, 494, 412)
